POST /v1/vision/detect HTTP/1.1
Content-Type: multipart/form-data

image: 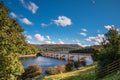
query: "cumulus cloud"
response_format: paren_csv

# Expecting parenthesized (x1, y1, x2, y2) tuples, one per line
(58, 39, 64, 44)
(86, 34, 106, 45)
(21, 18, 33, 25)
(104, 25, 119, 31)
(81, 28, 87, 32)
(10, 12, 17, 18)
(104, 25, 112, 30)
(34, 34, 45, 41)
(19, 0, 39, 14)
(80, 32, 87, 37)
(54, 16, 72, 27)
(46, 36, 51, 40)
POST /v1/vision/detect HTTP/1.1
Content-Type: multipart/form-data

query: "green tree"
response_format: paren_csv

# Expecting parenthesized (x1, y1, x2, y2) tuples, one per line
(98, 26, 120, 68)
(0, 1, 38, 79)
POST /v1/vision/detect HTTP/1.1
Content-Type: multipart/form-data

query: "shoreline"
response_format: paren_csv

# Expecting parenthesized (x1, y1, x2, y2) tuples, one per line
(19, 54, 37, 58)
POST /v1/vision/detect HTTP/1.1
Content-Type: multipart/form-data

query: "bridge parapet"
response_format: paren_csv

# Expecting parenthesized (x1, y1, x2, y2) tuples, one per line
(41, 52, 93, 62)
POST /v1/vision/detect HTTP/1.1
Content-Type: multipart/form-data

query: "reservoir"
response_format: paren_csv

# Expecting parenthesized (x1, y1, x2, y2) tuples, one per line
(21, 56, 93, 76)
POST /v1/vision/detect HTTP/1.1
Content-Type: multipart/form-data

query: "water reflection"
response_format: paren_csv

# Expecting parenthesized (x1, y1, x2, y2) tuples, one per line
(21, 56, 93, 76)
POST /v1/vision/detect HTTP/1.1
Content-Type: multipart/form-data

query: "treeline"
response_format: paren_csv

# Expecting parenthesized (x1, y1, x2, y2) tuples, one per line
(69, 44, 102, 53)
(69, 45, 103, 61)
(33, 44, 80, 52)
(69, 47, 95, 53)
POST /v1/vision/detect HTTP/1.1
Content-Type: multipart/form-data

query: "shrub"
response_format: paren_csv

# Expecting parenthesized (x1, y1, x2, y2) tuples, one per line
(22, 64, 42, 79)
(57, 65, 66, 73)
(80, 58, 86, 66)
(46, 65, 65, 75)
(65, 62, 73, 72)
(74, 61, 80, 69)
(46, 67, 58, 75)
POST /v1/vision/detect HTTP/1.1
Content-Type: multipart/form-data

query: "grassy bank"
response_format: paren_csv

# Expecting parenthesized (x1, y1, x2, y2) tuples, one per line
(36, 62, 120, 80)
(36, 63, 96, 80)
(99, 71, 120, 80)
(19, 54, 36, 58)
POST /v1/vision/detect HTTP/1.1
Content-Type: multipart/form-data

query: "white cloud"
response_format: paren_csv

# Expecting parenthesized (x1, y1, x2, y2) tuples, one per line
(10, 12, 17, 18)
(28, 2, 39, 14)
(19, 0, 39, 14)
(21, 18, 33, 25)
(104, 25, 112, 30)
(73, 39, 89, 47)
(34, 34, 45, 41)
(58, 39, 64, 44)
(54, 16, 72, 27)
(45, 41, 56, 44)
(27, 40, 31, 43)
(104, 25, 119, 31)
(46, 36, 51, 40)
(80, 32, 87, 37)
(77, 43, 89, 47)
(82, 28, 87, 32)
(117, 28, 119, 31)
(26, 35, 32, 39)
(86, 34, 106, 45)
(73, 39, 80, 43)
(41, 23, 50, 27)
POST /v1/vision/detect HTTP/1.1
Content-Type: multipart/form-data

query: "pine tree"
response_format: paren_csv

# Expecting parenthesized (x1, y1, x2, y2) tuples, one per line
(0, 1, 38, 79)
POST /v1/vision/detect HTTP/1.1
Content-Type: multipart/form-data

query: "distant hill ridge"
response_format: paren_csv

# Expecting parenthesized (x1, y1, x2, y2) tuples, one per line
(32, 44, 80, 46)
(31, 44, 81, 52)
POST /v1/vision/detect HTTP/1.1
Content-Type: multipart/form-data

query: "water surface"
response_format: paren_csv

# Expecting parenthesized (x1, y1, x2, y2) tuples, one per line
(21, 56, 93, 76)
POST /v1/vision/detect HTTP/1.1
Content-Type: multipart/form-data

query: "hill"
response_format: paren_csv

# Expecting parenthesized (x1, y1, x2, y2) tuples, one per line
(32, 44, 81, 52)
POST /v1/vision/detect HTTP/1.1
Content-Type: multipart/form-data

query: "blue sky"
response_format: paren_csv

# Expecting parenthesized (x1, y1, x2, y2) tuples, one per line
(4, 0, 120, 46)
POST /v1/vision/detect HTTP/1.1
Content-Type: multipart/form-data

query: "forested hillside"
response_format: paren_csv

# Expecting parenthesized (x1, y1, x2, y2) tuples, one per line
(32, 44, 81, 52)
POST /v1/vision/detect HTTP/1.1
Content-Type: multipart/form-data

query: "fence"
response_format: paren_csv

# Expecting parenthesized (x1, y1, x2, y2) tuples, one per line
(96, 59, 120, 79)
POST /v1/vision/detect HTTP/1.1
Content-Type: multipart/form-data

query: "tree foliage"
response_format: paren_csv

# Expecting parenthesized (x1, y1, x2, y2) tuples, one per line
(0, 1, 38, 79)
(21, 64, 42, 79)
(98, 26, 120, 68)
(69, 47, 95, 53)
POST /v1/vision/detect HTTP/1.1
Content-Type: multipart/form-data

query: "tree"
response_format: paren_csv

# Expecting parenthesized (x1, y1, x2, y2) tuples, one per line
(98, 26, 120, 68)
(0, 1, 38, 79)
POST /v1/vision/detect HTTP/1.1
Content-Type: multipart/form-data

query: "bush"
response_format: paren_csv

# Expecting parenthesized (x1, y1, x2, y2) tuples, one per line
(80, 58, 86, 66)
(22, 64, 42, 79)
(57, 65, 65, 73)
(46, 67, 58, 75)
(65, 62, 73, 72)
(74, 61, 80, 69)
(46, 65, 66, 75)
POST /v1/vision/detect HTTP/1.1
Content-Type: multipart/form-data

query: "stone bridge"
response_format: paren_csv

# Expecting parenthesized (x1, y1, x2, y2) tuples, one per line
(40, 52, 93, 62)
